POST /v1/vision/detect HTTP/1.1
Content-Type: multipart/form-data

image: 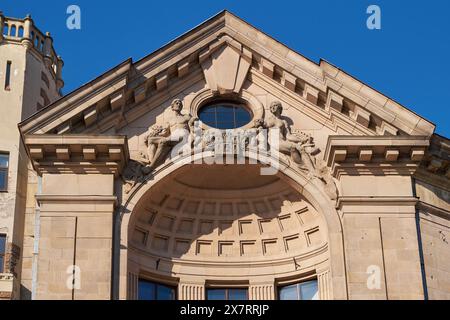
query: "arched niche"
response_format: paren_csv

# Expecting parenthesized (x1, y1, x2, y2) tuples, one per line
(116, 152, 347, 300)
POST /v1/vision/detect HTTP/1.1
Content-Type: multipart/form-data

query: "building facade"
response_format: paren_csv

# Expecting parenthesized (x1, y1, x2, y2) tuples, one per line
(0, 11, 449, 300)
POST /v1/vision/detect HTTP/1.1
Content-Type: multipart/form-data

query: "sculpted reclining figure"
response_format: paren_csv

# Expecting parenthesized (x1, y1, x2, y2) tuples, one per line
(263, 101, 338, 200)
(143, 99, 197, 170)
(264, 101, 319, 172)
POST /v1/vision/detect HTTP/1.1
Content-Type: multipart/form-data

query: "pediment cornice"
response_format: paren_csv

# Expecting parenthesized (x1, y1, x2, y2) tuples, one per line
(19, 10, 436, 140)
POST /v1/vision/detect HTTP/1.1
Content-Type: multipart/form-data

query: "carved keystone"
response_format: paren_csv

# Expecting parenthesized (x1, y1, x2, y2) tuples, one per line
(200, 44, 251, 94)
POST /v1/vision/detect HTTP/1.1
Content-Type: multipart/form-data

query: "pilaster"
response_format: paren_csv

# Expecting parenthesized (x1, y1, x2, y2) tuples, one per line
(326, 136, 428, 300)
(23, 135, 128, 300)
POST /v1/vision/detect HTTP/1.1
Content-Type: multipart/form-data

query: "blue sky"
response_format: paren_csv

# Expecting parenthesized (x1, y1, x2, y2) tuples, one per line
(2, 0, 449, 136)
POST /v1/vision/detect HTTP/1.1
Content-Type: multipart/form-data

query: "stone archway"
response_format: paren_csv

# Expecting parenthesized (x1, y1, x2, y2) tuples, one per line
(116, 152, 347, 300)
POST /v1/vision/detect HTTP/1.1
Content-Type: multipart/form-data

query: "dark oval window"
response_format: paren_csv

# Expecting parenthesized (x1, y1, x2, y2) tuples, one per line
(198, 102, 252, 129)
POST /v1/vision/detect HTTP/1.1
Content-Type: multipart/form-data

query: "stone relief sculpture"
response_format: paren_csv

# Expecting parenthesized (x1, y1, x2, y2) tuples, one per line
(262, 101, 338, 200)
(142, 99, 197, 170)
(120, 159, 147, 194)
(121, 99, 197, 193)
(121, 98, 337, 201)
(264, 101, 318, 168)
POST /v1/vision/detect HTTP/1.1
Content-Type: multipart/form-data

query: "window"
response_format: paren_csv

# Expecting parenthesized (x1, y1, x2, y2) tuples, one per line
(278, 280, 318, 300)
(4, 61, 11, 91)
(10, 25, 16, 37)
(138, 279, 176, 300)
(0, 153, 8, 192)
(198, 102, 252, 129)
(206, 288, 248, 300)
(40, 88, 50, 107)
(0, 234, 6, 273)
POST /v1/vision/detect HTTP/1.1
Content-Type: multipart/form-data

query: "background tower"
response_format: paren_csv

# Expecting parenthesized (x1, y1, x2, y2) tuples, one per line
(0, 12, 63, 299)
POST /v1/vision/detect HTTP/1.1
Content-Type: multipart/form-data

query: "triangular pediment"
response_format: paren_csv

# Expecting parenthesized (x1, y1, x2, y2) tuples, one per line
(19, 10, 435, 138)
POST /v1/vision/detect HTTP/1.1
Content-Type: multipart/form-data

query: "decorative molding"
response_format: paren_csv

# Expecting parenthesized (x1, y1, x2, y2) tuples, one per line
(318, 269, 332, 300)
(179, 282, 205, 300)
(337, 196, 419, 209)
(127, 272, 139, 300)
(324, 136, 430, 178)
(249, 283, 275, 300)
(35, 194, 118, 203)
(23, 134, 129, 176)
(17, 11, 437, 141)
(0, 273, 14, 300)
(417, 134, 450, 184)
(188, 88, 265, 130)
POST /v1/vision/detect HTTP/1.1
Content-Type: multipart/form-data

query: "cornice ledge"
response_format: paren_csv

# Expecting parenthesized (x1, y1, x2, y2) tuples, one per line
(19, 59, 132, 135)
(324, 135, 430, 177)
(36, 194, 118, 204)
(337, 196, 419, 209)
(24, 134, 130, 176)
(320, 60, 436, 137)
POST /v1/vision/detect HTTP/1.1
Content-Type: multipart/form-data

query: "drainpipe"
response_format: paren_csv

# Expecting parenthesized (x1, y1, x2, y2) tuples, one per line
(412, 177, 428, 300)
(31, 175, 42, 299)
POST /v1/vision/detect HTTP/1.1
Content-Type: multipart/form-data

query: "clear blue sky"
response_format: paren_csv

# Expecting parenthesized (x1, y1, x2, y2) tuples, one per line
(2, 0, 449, 136)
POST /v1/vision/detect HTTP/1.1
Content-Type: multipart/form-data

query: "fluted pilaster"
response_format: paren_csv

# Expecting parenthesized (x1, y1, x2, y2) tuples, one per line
(318, 269, 332, 300)
(249, 284, 275, 300)
(127, 272, 139, 300)
(179, 282, 204, 300)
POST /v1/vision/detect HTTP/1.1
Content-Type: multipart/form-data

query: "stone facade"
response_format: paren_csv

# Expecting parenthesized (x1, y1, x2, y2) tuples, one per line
(0, 12, 63, 299)
(0, 10, 448, 300)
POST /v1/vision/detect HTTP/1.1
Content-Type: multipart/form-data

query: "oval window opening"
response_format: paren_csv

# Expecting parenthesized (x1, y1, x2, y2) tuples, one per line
(198, 102, 252, 129)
